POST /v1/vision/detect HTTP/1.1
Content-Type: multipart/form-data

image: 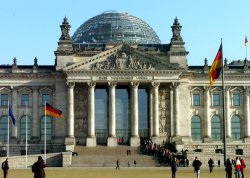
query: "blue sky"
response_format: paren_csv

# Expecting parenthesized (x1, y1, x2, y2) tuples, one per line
(0, 0, 250, 66)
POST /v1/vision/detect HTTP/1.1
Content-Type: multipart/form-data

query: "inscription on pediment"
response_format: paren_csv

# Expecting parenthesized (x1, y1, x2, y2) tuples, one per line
(91, 52, 154, 70)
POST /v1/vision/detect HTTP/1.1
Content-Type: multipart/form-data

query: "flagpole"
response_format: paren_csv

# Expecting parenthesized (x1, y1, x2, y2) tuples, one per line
(44, 101, 46, 164)
(246, 42, 248, 59)
(7, 101, 10, 158)
(221, 38, 227, 164)
(25, 103, 28, 168)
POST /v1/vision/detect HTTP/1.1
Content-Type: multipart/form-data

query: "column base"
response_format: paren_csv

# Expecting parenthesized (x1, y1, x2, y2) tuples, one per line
(65, 137, 75, 151)
(130, 136, 140, 147)
(151, 136, 160, 145)
(107, 137, 117, 147)
(86, 137, 96, 147)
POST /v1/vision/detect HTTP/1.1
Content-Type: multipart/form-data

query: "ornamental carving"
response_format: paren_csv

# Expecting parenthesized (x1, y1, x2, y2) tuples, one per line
(91, 52, 154, 70)
(158, 86, 171, 138)
(74, 85, 88, 140)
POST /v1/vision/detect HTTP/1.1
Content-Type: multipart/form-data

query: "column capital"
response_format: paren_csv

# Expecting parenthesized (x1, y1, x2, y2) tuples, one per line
(171, 82, 180, 89)
(243, 86, 250, 91)
(108, 81, 117, 88)
(151, 81, 160, 88)
(130, 81, 139, 88)
(87, 81, 96, 88)
(66, 82, 75, 88)
(203, 86, 210, 91)
(224, 85, 231, 91)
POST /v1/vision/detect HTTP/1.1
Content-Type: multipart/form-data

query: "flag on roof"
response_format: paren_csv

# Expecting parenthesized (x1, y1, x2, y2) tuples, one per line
(245, 36, 248, 46)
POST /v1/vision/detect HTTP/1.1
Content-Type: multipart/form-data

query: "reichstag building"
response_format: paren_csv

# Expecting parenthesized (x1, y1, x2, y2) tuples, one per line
(0, 11, 249, 156)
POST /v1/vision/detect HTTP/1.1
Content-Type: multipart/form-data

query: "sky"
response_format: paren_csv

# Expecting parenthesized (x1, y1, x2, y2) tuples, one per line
(0, 0, 250, 66)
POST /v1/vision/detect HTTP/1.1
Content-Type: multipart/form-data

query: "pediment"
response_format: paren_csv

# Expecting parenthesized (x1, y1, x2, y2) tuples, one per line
(63, 44, 178, 72)
(191, 87, 203, 92)
(230, 87, 243, 93)
(39, 87, 53, 94)
(18, 87, 32, 93)
(210, 87, 222, 92)
(0, 87, 11, 93)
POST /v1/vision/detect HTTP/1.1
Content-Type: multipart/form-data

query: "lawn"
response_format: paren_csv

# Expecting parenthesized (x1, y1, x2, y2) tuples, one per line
(6, 167, 247, 178)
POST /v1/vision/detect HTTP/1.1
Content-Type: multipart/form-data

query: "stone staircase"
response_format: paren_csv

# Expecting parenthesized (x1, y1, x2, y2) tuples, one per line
(71, 145, 158, 167)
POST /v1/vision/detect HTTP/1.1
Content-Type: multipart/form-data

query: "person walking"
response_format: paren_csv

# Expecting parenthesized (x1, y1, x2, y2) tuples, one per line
(240, 157, 245, 178)
(134, 160, 137, 167)
(115, 159, 120, 170)
(225, 158, 232, 178)
(171, 157, 178, 178)
(32, 156, 46, 178)
(1, 158, 9, 178)
(208, 158, 214, 173)
(234, 157, 241, 178)
(192, 156, 202, 178)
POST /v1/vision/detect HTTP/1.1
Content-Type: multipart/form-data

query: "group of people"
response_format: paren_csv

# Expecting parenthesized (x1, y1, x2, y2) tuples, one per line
(115, 159, 137, 169)
(1, 156, 46, 178)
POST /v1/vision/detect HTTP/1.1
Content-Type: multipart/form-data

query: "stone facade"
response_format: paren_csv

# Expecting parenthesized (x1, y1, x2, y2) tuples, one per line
(0, 15, 250, 158)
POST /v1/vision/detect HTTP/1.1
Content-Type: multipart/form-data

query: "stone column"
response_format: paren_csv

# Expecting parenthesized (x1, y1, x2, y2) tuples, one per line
(170, 86, 174, 137)
(65, 82, 75, 151)
(151, 82, 160, 144)
(244, 86, 250, 140)
(225, 86, 231, 138)
(130, 82, 140, 147)
(10, 87, 17, 142)
(173, 82, 180, 136)
(203, 86, 211, 141)
(107, 81, 117, 147)
(149, 87, 153, 137)
(86, 81, 96, 147)
(31, 87, 39, 142)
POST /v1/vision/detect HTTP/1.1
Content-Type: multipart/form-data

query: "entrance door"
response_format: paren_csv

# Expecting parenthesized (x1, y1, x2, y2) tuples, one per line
(116, 87, 130, 145)
(95, 87, 108, 145)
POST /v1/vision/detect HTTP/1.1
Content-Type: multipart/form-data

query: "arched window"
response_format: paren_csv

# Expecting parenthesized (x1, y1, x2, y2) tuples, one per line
(211, 116, 221, 140)
(191, 116, 202, 140)
(231, 115, 241, 140)
(40, 116, 52, 141)
(20, 116, 31, 141)
(0, 116, 8, 141)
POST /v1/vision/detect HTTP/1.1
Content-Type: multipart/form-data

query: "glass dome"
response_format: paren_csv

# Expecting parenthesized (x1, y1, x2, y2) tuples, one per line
(72, 11, 161, 44)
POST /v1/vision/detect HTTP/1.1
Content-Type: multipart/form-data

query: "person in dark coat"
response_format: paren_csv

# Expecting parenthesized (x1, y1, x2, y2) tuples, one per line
(208, 158, 214, 173)
(171, 157, 178, 178)
(225, 158, 232, 178)
(192, 156, 202, 178)
(32, 156, 46, 178)
(1, 158, 9, 178)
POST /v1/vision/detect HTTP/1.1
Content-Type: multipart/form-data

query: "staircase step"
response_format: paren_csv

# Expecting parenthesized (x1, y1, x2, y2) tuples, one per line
(71, 146, 158, 167)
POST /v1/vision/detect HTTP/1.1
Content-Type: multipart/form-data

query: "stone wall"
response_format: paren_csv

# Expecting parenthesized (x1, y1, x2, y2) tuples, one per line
(0, 152, 72, 168)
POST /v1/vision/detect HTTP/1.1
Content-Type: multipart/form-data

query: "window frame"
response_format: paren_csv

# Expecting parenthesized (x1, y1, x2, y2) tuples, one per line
(192, 94, 201, 106)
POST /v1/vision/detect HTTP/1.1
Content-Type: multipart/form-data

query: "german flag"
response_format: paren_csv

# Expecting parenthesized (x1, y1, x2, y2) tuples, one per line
(45, 103, 63, 118)
(208, 43, 223, 86)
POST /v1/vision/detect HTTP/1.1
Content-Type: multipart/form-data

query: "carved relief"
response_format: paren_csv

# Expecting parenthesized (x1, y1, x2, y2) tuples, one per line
(74, 85, 88, 140)
(91, 51, 154, 70)
(158, 86, 170, 138)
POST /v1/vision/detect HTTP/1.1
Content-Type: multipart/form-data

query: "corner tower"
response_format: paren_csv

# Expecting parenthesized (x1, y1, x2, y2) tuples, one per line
(167, 17, 189, 69)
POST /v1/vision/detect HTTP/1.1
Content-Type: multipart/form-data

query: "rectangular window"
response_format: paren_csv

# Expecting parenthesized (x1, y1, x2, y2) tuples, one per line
(232, 94, 240, 106)
(213, 94, 220, 106)
(1, 94, 8, 106)
(42, 94, 50, 106)
(193, 94, 200, 106)
(21, 94, 29, 106)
